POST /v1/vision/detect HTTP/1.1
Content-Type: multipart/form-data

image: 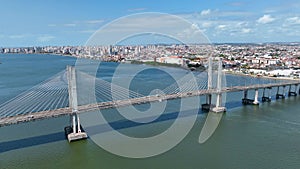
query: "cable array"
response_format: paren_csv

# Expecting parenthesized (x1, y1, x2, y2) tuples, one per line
(0, 68, 291, 118)
(0, 71, 69, 117)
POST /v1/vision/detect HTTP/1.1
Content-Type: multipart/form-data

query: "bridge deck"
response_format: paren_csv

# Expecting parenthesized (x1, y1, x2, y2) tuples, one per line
(1, 81, 299, 127)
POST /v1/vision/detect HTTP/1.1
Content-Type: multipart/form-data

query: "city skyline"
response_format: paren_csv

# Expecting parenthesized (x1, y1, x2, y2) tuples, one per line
(0, 0, 300, 47)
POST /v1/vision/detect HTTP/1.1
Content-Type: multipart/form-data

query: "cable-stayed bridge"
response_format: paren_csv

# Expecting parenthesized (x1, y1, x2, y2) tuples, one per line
(0, 58, 299, 141)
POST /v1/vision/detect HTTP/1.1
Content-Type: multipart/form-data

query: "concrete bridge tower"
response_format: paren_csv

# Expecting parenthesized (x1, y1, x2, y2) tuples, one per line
(65, 66, 88, 142)
(202, 57, 226, 113)
(211, 57, 226, 113)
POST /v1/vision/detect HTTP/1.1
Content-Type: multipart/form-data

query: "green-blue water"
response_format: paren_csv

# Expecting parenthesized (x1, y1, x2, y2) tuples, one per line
(1, 54, 300, 169)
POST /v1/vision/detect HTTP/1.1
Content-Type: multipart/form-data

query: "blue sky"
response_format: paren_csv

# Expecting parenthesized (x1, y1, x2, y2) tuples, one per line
(0, 0, 300, 46)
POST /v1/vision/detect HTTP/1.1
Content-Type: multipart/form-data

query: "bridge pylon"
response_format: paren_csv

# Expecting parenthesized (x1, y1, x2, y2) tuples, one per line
(202, 57, 213, 111)
(65, 66, 87, 142)
(202, 57, 226, 113)
(210, 57, 226, 113)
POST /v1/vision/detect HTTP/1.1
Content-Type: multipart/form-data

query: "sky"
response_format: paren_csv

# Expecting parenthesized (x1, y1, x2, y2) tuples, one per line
(0, 0, 300, 47)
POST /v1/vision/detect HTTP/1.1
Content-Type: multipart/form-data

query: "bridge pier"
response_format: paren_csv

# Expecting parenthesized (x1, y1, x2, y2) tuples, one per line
(65, 66, 87, 142)
(242, 90, 253, 105)
(288, 84, 298, 97)
(262, 87, 272, 102)
(242, 89, 259, 105)
(276, 86, 286, 99)
(242, 90, 252, 104)
(202, 94, 212, 111)
(211, 93, 226, 113)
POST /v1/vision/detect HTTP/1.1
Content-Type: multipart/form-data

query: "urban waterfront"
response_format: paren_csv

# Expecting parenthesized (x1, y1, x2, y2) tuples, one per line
(1, 54, 300, 169)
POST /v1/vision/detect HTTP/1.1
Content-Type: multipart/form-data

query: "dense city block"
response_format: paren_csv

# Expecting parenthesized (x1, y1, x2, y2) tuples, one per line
(1, 43, 300, 78)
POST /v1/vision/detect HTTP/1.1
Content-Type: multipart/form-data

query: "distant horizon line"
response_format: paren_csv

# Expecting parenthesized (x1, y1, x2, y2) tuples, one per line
(1, 41, 300, 48)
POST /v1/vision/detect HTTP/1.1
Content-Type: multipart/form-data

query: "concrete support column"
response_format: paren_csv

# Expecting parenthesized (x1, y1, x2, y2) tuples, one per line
(276, 86, 285, 99)
(216, 58, 222, 108)
(262, 87, 272, 102)
(207, 57, 213, 106)
(288, 84, 298, 97)
(244, 90, 248, 99)
(206, 94, 212, 105)
(77, 114, 81, 133)
(216, 93, 221, 108)
(253, 89, 259, 105)
(72, 114, 76, 134)
(207, 57, 212, 90)
(211, 57, 226, 113)
(268, 87, 272, 98)
(202, 57, 213, 111)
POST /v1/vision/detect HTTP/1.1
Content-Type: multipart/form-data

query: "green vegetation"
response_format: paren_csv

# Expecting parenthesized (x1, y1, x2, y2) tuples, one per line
(241, 64, 249, 69)
(219, 54, 227, 58)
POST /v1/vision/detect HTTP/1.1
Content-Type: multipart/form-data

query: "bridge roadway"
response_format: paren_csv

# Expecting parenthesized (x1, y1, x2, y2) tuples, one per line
(1, 81, 299, 127)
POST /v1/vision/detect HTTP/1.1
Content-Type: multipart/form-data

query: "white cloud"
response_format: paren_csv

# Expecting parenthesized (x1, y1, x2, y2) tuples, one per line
(177, 10, 300, 42)
(177, 23, 203, 39)
(37, 35, 55, 42)
(204, 10, 252, 18)
(242, 28, 252, 33)
(286, 17, 300, 24)
(236, 22, 249, 27)
(257, 15, 275, 24)
(201, 22, 213, 28)
(216, 25, 227, 30)
(200, 9, 211, 16)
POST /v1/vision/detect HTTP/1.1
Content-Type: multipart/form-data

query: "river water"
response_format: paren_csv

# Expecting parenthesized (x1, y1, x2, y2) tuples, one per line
(1, 54, 300, 169)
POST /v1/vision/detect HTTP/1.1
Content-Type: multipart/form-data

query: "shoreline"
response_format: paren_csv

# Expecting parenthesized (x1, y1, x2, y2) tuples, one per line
(129, 60, 193, 71)
(2, 53, 299, 81)
(224, 70, 300, 81)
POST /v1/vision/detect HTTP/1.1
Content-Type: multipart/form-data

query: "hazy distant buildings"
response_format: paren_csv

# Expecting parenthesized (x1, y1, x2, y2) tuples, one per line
(157, 56, 184, 65)
(0, 43, 299, 77)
